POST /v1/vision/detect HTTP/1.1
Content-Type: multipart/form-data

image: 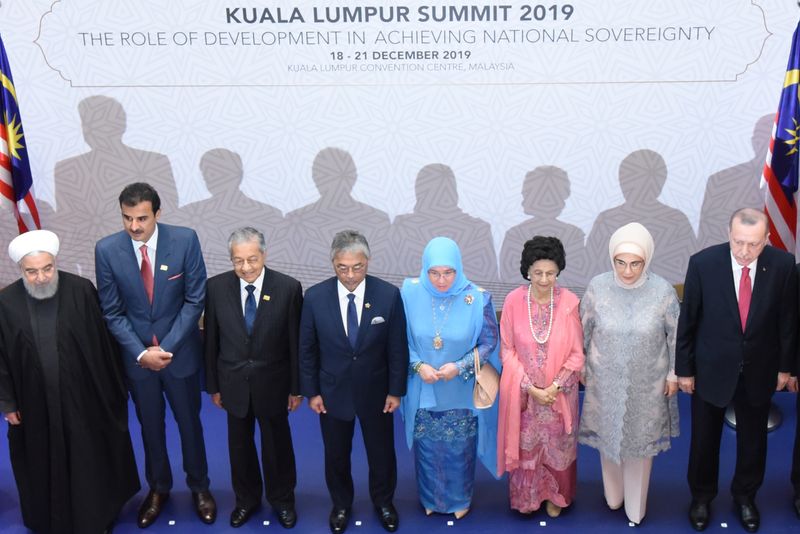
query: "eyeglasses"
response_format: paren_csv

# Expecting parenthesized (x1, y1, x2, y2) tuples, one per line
(427, 269, 456, 280)
(614, 259, 644, 271)
(232, 257, 262, 268)
(336, 263, 366, 275)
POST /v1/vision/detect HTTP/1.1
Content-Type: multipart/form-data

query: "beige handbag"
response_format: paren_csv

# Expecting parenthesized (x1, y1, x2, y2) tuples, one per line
(472, 347, 500, 409)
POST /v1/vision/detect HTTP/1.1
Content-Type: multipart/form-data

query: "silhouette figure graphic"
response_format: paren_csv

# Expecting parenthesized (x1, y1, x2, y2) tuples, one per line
(178, 148, 285, 276)
(500, 165, 588, 291)
(390, 163, 499, 287)
(53, 95, 180, 276)
(697, 114, 771, 248)
(585, 150, 697, 285)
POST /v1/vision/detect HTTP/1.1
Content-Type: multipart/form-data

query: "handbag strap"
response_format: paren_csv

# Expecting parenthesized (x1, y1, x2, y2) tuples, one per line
(473, 347, 480, 376)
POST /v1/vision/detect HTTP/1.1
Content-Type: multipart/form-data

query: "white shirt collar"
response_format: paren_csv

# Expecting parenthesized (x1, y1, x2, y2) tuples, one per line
(131, 225, 159, 251)
(337, 278, 366, 301)
(729, 251, 758, 275)
(240, 267, 266, 294)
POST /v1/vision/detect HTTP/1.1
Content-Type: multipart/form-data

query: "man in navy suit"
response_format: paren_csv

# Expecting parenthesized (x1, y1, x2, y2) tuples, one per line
(95, 182, 216, 528)
(205, 227, 303, 529)
(299, 230, 408, 534)
(676, 208, 798, 533)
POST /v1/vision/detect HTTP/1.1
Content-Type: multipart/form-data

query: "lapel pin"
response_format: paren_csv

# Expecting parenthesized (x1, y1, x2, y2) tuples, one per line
(464, 294, 474, 305)
(365, 302, 371, 309)
(263, 295, 270, 301)
(160, 265, 168, 271)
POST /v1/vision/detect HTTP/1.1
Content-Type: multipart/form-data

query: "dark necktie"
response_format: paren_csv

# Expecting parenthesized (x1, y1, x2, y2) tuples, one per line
(738, 266, 752, 331)
(245, 284, 257, 336)
(347, 293, 358, 349)
(140, 244, 154, 304)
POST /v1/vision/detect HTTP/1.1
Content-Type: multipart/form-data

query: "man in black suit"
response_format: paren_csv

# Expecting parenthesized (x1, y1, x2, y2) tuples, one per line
(299, 230, 409, 534)
(790, 263, 800, 519)
(676, 208, 798, 533)
(204, 227, 303, 529)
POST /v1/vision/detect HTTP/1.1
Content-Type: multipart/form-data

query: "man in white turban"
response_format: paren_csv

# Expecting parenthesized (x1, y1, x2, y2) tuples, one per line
(0, 230, 140, 534)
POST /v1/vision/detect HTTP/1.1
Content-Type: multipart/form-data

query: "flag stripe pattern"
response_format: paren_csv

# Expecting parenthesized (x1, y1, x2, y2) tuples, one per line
(763, 21, 800, 253)
(0, 33, 40, 233)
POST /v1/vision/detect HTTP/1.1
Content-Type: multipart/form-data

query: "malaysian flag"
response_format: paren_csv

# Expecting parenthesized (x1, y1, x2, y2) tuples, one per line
(0, 34, 40, 233)
(763, 20, 800, 253)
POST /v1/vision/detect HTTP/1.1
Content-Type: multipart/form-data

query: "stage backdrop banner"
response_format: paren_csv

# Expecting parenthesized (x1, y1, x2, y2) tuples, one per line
(0, 0, 795, 301)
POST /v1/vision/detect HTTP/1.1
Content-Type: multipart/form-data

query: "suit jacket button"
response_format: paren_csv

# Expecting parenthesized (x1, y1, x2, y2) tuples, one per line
(352, 356, 357, 360)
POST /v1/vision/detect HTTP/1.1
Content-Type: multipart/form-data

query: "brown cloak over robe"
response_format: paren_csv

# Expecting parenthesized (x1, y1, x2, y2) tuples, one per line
(0, 271, 140, 534)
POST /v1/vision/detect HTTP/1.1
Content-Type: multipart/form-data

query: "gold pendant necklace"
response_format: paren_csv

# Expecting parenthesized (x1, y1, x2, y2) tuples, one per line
(432, 295, 455, 350)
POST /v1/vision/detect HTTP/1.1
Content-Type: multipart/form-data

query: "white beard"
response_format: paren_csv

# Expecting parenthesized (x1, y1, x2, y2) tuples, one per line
(23, 270, 59, 300)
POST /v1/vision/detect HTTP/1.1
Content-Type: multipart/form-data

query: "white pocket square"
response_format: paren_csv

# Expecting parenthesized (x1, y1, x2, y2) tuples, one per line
(370, 316, 385, 325)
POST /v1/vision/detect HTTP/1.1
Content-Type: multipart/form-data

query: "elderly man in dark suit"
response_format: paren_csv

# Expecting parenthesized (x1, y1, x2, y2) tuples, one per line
(791, 263, 800, 520)
(204, 227, 303, 529)
(95, 182, 216, 528)
(299, 230, 409, 534)
(676, 207, 798, 533)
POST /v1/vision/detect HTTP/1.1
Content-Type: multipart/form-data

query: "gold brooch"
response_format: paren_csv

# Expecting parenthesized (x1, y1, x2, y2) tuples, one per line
(262, 295, 270, 301)
(365, 302, 371, 309)
(464, 294, 474, 305)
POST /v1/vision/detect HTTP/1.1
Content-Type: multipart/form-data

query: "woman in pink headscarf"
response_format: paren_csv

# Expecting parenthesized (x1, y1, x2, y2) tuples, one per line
(497, 236, 584, 518)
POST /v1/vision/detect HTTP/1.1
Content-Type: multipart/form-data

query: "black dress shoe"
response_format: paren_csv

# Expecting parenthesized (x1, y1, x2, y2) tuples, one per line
(375, 503, 399, 532)
(276, 507, 297, 529)
(192, 490, 217, 524)
(737, 501, 759, 533)
(329, 507, 349, 534)
(137, 491, 169, 529)
(230, 506, 256, 528)
(688, 500, 709, 531)
(794, 495, 800, 519)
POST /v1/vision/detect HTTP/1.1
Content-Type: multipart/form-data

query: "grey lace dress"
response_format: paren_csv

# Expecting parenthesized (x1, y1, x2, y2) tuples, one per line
(578, 271, 680, 462)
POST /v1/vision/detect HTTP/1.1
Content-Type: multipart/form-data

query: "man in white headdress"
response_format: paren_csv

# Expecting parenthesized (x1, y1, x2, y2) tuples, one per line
(0, 230, 140, 534)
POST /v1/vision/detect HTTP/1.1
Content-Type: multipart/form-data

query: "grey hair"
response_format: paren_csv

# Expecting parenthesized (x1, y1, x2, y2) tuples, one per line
(729, 208, 768, 230)
(228, 227, 267, 256)
(330, 230, 370, 261)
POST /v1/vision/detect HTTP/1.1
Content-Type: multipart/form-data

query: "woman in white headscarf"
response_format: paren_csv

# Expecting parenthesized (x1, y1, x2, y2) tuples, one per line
(578, 222, 680, 525)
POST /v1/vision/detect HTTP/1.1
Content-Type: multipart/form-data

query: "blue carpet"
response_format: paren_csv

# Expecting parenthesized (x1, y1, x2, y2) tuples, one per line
(1, 392, 799, 533)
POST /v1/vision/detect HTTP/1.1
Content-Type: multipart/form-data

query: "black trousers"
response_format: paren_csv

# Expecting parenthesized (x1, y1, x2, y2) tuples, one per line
(688, 377, 769, 503)
(319, 411, 397, 510)
(227, 403, 296, 510)
(790, 392, 800, 495)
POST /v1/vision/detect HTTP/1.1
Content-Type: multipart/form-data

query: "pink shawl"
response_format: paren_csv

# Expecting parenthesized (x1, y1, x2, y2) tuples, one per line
(496, 285, 584, 476)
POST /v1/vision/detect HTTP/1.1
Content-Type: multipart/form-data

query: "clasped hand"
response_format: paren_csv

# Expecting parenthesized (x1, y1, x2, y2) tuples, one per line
(418, 362, 458, 384)
(529, 383, 559, 406)
(140, 346, 173, 371)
